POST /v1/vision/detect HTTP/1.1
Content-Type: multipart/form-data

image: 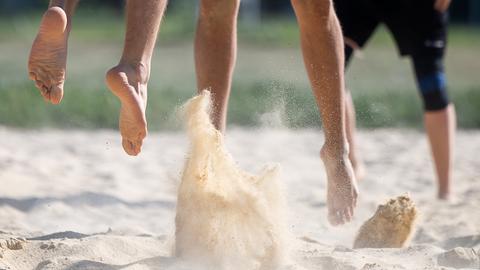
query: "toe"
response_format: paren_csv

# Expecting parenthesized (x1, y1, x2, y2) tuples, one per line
(328, 210, 342, 226)
(327, 214, 336, 226)
(29, 72, 37, 81)
(35, 80, 44, 90)
(49, 84, 64, 104)
(122, 139, 136, 156)
(338, 210, 348, 224)
(122, 138, 141, 156)
(39, 85, 51, 100)
(343, 208, 352, 223)
(133, 139, 143, 154)
(348, 206, 355, 218)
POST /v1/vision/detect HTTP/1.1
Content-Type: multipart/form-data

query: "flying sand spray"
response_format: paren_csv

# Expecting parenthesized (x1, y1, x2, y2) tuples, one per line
(174, 90, 289, 270)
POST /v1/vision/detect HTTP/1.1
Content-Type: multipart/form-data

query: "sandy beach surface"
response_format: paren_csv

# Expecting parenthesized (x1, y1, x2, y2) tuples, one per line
(0, 126, 479, 269)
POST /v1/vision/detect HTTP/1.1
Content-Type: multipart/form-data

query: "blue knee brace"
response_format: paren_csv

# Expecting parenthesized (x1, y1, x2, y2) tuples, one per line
(413, 58, 450, 111)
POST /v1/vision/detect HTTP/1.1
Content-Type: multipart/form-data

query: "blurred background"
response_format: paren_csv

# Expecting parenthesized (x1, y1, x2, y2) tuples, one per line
(0, 0, 479, 130)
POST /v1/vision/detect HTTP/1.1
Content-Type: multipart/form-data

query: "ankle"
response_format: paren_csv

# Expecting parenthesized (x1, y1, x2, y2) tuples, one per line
(115, 61, 150, 84)
(49, 0, 67, 7)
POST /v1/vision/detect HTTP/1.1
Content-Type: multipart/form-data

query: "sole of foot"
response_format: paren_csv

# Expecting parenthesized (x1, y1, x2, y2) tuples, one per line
(106, 64, 148, 156)
(28, 7, 69, 104)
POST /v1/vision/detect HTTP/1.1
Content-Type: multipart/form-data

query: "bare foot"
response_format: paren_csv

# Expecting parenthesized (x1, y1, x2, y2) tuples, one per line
(321, 146, 359, 226)
(106, 63, 148, 156)
(28, 7, 69, 104)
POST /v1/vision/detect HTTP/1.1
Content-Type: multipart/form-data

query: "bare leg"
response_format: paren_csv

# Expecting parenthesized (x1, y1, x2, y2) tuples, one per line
(28, 0, 79, 104)
(195, 0, 240, 132)
(291, 0, 358, 226)
(345, 90, 366, 180)
(106, 0, 166, 156)
(424, 104, 456, 199)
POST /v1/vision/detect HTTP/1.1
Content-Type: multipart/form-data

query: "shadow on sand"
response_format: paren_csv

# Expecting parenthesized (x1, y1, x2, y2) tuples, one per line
(0, 191, 175, 212)
(61, 256, 178, 270)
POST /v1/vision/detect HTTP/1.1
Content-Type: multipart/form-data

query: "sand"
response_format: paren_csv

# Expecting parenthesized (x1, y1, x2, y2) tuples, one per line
(353, 195, 417, 249)
(175, 91, 287, 269)
(0, 120, 479, 268)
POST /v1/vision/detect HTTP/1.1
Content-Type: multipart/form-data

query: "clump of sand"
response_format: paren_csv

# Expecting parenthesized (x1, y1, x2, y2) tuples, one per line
(174, 91, 288, 270)
(0, 237, 26, 259)
(0, 237, 26, 251)
(354, 195, 417, 249)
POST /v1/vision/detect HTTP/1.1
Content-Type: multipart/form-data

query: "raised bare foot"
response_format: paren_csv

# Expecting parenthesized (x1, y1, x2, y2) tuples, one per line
(28, 7, 69, 104)
(106, 63, 148, 156)
(321, 146, 359, 226)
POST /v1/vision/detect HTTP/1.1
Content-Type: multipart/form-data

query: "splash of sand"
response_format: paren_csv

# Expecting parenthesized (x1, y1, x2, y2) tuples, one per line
(174, 91, 288, 270)
(354, 195, 417, 249)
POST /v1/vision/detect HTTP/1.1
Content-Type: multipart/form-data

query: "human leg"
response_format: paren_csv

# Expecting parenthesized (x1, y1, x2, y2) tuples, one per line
(344, 42, 365, 181)
(333, 0, 378, 181)
(424, 105, 455, 199)
(28, 0, 79, 104)
(291, 0, 358, 226)
(345, 90, 366, 180)
(413, 55, 455, 199)
(106, 0, 167, 156)
(195, 0, 240, 132)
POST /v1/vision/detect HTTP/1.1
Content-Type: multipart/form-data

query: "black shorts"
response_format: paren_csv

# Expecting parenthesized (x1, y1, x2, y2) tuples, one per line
(334, 0, 448, 59)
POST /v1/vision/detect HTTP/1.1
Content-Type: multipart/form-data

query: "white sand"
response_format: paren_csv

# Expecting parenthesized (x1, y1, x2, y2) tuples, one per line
(0, 125, 479, 269)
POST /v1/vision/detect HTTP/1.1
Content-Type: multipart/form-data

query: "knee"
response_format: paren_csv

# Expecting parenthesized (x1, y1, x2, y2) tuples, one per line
(414, 56, 450, 111)
(199, 0, 240, 20)
(291, 0, 334, 22)
(417, 72, 450, 111)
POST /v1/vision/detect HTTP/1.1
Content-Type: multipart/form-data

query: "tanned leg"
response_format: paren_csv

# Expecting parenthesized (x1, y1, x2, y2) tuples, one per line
(424, 104, 456, 199)
(195, 0, 240, 132)
(106, 0, 167, 156)
(291, 0, 358, 226)
(345, 90, 366, 180)
(28, 0, 79, 104)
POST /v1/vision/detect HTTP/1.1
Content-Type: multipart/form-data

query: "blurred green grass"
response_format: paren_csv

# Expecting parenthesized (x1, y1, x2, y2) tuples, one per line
(0, 8, 479, 130)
